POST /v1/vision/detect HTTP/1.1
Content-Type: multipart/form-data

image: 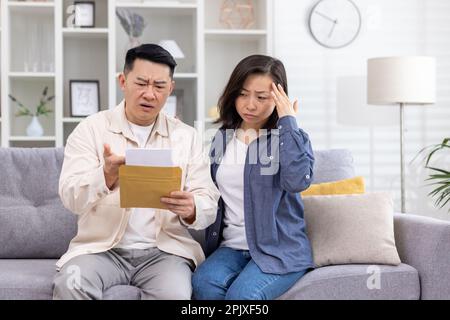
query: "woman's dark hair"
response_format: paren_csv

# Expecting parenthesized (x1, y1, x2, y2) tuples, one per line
(216, 54, 288, 130)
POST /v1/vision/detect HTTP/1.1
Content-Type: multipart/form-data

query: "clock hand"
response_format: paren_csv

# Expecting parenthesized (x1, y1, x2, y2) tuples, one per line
(328, 22, 337, 38)
(314, 11, 338, 24)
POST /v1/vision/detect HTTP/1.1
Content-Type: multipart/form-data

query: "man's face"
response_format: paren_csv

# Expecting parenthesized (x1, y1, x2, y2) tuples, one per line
(119, 58, 174, 126)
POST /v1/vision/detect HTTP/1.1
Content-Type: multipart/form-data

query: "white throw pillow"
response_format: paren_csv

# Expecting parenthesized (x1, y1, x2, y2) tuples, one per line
(303, 192, 401, 267)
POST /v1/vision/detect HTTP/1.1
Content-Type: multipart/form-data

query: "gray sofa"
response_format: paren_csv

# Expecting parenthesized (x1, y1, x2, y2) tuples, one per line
(0, 147, 449, 300)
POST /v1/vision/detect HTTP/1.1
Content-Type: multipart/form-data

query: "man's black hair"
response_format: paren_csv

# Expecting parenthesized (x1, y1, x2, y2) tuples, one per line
(123, 43, 177, 78)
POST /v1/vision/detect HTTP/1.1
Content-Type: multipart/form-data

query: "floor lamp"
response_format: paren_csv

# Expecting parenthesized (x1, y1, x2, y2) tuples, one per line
(367, 56, 436, 213)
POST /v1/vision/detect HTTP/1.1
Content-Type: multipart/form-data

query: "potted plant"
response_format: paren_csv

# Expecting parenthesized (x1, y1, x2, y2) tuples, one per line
(8, 86, 54, 137)
(414, 138, 450, 212)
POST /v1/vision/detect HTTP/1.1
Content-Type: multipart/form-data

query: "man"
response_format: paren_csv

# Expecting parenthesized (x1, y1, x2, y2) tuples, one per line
(53, 44, 220, 300)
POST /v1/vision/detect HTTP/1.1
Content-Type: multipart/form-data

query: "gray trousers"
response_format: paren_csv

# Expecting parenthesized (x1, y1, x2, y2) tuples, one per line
(53, 247, 194, 300)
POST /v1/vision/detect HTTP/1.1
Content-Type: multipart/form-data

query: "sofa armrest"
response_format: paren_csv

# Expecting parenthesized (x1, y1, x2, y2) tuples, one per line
(394, 213, 450, 299)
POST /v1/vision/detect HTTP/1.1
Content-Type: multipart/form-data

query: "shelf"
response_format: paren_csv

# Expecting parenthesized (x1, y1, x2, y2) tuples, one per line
(63, 117, 84, 123)
(9, 136, 56, 142)
(63, 28, 109, 39)
(9, 72, 55, 80)
(174, 73, 198, 79)
(8, 1, 54, 7)
(115, 72, 197, 79)
(205, 29, 267, 35)
(8, 1, 54, 13)
(204, 117, 218, 123)
(116, 1, 197, 9)
(205, 29, 267, 40)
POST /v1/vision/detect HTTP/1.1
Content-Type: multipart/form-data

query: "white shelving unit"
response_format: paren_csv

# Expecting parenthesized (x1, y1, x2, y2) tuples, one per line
(1, 0, 56, 147)
(0, 0, 273, 148)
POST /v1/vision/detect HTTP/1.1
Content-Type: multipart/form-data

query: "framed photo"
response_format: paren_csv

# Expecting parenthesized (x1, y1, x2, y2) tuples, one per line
(70, 80, 100, 117)
(74, 1, 95, 28)
(164, 89, 183, 120)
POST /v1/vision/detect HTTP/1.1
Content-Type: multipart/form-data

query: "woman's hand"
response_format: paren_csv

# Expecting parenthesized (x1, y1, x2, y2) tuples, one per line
(160, 191, 196, 224)
(271, 83, 299, 118)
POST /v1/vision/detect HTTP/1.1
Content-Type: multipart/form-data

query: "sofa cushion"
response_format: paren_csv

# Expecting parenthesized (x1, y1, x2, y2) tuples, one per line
(0, 260, 56, 299)
(0, 148, 77, 258)
(0, 259, 141, 300)
(301, 176, 365, 196)
(279, 263, 420, 300)
(312, 149, 355, 183)
(304, 192, 401, 267)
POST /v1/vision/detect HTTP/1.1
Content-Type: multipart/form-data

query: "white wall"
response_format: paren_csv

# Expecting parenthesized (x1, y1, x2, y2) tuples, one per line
(274, 0, 450, 220)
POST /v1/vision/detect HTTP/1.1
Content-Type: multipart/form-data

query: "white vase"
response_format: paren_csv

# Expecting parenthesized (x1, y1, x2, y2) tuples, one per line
(26, 116, 44, 137)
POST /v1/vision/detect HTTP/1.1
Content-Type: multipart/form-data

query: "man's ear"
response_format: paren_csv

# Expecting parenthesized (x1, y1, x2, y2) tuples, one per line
(118, 73, 126, 90)
(169, 80, 175, 95)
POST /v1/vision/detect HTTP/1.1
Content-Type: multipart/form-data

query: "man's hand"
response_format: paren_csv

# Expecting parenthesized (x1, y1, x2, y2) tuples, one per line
(160, 191, 196, 224)
(103, 143, 125, 190)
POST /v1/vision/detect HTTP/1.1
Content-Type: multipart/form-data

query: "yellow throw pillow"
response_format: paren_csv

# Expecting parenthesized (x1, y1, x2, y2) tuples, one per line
(301, 176, 365, 196)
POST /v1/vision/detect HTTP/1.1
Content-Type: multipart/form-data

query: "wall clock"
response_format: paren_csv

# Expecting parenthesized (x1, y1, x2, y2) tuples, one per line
(309, 0, 362, 49)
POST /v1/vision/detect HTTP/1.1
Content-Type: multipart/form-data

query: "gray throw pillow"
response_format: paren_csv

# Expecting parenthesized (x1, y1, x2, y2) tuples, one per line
(304, 192, 401, 267)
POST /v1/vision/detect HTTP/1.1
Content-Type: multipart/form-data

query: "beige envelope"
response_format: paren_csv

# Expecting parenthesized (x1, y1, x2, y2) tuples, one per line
(119, 165, 182, 209)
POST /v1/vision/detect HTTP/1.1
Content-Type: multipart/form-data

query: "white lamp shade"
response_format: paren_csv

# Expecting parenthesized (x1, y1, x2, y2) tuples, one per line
(367, 56, 436, 105)
(158, 40, 185, 59)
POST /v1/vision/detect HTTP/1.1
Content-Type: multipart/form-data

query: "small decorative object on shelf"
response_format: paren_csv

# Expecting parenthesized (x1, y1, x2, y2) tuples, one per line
(208, 105, 220, 120)
(116, 9, 148, 50)
(220, 0, 255, 29)
(73, 1, 95, 28)
(70, 80, 100, 117)
(8, 87, 54, 137)
(24, 17, 54, 72)
(158, 40, 185, 59)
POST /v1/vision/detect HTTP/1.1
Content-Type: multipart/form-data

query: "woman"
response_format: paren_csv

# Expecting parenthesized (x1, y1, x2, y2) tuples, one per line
(192, 55, 315, 300)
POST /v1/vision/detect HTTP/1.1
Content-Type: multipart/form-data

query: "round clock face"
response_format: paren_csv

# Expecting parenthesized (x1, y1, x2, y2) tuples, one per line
(309, 0, 361, 48)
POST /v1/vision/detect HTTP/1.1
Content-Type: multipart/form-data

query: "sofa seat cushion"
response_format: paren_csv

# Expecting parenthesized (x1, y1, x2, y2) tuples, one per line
(0, 259, 141, 300)
(279, 263, 420, 300)
(0, 260, 56, 300)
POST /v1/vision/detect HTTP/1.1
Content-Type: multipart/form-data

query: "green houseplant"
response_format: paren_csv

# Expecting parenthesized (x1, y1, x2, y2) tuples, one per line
(8, 86, 54, 137)
(414, 137, 450, 212)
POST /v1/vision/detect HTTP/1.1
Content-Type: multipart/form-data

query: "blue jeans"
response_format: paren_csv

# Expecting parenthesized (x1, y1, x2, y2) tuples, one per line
(192, 247, 308, 300)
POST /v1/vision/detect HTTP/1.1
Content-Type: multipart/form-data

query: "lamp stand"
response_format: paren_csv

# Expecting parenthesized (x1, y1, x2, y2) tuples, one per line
(400, 102, 406, 213)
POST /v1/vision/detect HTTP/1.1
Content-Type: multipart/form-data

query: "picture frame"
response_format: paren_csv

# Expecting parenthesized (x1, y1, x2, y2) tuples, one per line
(74, 1, 95, 28)
(70, 80, 100, 117)
(164, 89, 184, 120)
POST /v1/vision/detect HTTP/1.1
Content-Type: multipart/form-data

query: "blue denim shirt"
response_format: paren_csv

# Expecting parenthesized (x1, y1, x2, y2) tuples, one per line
(205, 116, 315, 274)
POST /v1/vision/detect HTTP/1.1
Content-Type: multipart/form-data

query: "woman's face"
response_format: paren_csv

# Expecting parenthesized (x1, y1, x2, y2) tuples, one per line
(235, 74, 276, 130)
